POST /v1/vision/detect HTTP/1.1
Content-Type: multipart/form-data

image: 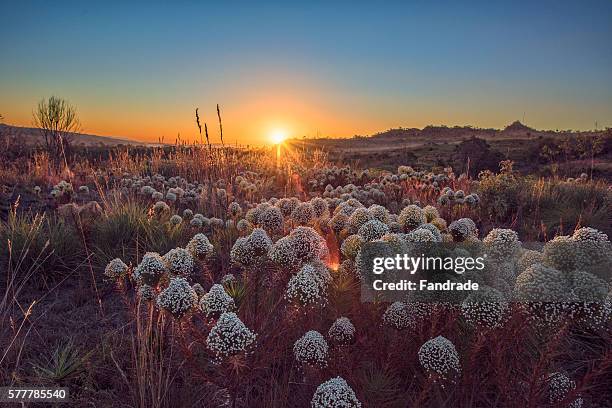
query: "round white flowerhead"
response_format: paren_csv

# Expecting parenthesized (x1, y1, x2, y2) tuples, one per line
(347, 207, 373, 234)
(341, 234, 365, 260)
(133, 252, 166, 285)
(546, 372, 583, 408)
(382, 302, 416, 331)
(153, 201, 170, 214)
(293, 330, 328, 367)
(328, 317, 356, 345)
(258, 206, 284, 234)
(514, 263, 570, 303)
(206, 312, 256, 358)
(461, 286, 508, 329)
(200, 284, 235, 318)
(286, 263, 329, 307)
(398, 205, 426, 231)
(227, 201, 242, 218)
(543, 235, 577, 272)
(288, 226, 330, 265)
(156, 277, 198, 318)
(169, 214, 182, 225)
(571, 227, 611, 271)
(449, 218, 478, 242)
(483, 228, 521, 260)
(104, 258, 129, 279)
(291, 202, 316, 225)
(230, 228, 272, 267)
(268, 236, 299, 269)
(357, 219, 390, 242)
(517, 249, 544, 273)
(418, 335, 461, 381)
(163, 248, 195, 277)
(190, 217, 203, 228)
(186, 233, 214, 260)
(405, 228, 436, 243)
(422, 205, 440, 222)
(311, 197, 330, 219)
(311, 377, 361, 408)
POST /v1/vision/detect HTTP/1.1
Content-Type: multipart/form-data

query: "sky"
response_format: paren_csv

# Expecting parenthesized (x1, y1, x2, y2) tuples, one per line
(1, 1, 611, 145)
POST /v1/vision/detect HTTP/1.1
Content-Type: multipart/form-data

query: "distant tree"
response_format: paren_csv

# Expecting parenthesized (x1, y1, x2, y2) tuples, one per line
(33, 96, 80, 170)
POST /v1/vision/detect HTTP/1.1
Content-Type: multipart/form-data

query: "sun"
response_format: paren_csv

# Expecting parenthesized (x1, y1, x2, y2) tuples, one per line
(270, 129, 287, 144)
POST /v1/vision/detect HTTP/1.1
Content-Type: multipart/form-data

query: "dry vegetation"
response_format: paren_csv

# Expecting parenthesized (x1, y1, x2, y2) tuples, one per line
(0, 107, 611, 407)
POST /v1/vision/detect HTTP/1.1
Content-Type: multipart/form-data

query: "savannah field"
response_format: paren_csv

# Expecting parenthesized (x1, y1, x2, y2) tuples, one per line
(0, 109, 611, 407)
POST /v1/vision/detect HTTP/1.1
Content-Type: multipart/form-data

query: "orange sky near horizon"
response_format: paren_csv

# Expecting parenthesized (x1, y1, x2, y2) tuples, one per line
(1, 2, 611, 144)
(2, 88, 608, 146)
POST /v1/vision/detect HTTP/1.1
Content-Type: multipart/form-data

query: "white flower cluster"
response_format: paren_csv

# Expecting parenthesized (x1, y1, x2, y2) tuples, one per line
(340, 234, 365, 260)
(230, 228, 272, 266)
(258, 206, 284, 233)
(461, 286, 508, 329)
(104, 258, 128, 279)
(200, 284, 235, 317)
(133, 252, 166, 285)
(270, 227, 329, 269)
(437, 187, 479, 207)
(327, 317, 356, 345)
(517, 249, 544, 273)
(514, 264, 570, 303)
(415, 223, 443, 242)
(236, 218, 253, 234)
(311, 377, 361, 408)
(405, 228, 436, 243)
(543, 235, 576, 272)
(206, 312, 256, 357)
(227, 201, 242, 217)
(311, 197, 330, 219)
(156, 277, 198, 318)
(546, 372, 583, 408)
(483, 228, 521, 259)
(398, 205, 426, 231)
(449, 218, 478, 241)
(169, 214, 182, 225)
(571, 227, 611, 270)
(418, 335, 461, 380)
(382, 302, 416, 331)
(277, 197, 300, 217)
(286, 263, 329, 307)
(357, 219, 390, 242)
(347, 207, 373, 234)
(291, 202, 316, 225)
(163, 247, 195, 277)
(422, 205, 440, 222)
(293, 330, 329, 367)
(186, 233, 214, 260)
(153, 200, 170, 214)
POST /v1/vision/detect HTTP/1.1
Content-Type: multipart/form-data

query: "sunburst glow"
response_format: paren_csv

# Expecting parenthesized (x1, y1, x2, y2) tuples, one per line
(271, 129, 287, 144)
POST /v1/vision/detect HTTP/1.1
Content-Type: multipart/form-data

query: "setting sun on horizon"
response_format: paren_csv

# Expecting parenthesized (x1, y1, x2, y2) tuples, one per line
(1, 2, 611, 144)
(270, 129, 288, 144)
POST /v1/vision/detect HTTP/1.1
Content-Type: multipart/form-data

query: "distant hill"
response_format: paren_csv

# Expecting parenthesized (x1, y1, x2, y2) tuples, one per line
(503, 120, 535, 133)
(0, 123, 145, 146)
(294, 121, 602, 146)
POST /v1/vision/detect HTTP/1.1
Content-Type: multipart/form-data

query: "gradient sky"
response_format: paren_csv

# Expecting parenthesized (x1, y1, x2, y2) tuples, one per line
(1, 1, 611, 145)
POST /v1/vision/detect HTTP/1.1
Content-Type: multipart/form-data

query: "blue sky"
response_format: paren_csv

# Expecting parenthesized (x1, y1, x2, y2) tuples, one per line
(1, 1, 611, 143)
